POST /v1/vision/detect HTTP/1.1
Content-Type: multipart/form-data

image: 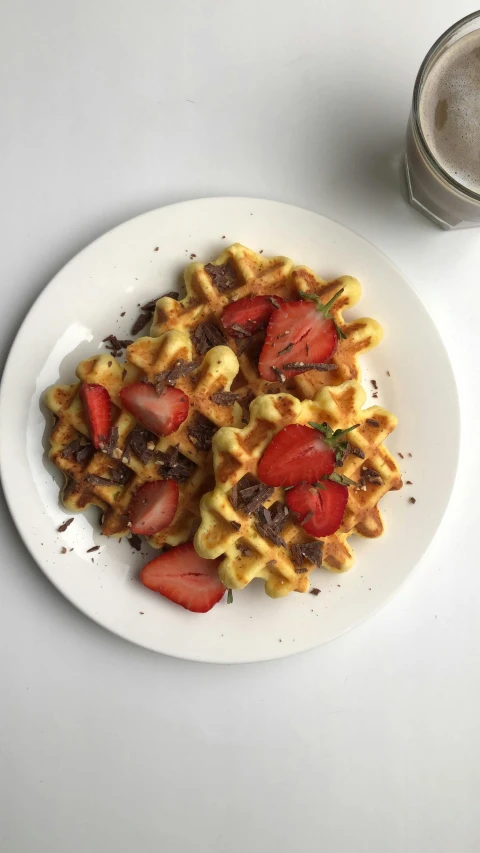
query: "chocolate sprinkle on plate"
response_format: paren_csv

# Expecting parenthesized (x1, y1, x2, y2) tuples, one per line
(409, 497, 416, 504)
(310, 587, 320, 596)
(57, 517, 74, 533)
(371, 379, 378, 390)
(87, 545, 100, 553)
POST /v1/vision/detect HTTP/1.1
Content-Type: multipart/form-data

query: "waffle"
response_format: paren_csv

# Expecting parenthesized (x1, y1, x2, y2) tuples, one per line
(45, 331, 240, 547)
(194, 380, 402, 598)
(150, 243, 383, 403)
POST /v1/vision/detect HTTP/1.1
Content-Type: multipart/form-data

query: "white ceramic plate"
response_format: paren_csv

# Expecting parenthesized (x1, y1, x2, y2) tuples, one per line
(0, 198, 459, 663)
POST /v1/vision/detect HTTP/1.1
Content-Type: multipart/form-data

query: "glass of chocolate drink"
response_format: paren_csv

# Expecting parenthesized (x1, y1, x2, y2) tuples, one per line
(406, 11, 480, 229)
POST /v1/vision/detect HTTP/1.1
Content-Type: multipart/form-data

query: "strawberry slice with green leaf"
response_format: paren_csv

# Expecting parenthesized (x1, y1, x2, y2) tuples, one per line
(258, 289, 346, 381)
(286, 475, 354, 537)
(140, 542, 225, 612)
(221, 295, 283, 338)
(120, 383, 189, 436)
(79, 383, 112, 449)
(257, 421, 358, 487)
(129, 480, 179, 535)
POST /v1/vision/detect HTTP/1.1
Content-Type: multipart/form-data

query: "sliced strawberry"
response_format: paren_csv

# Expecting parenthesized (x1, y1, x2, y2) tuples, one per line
(129, 480, 179, 535)
(120, 383, 188, 436)
(257, 421, 359, 487)
(258, 289, 345, 381)
(221, 295, 283, 338)
(140, 542, 225, 612)
(79, 383, 111, 449)
(286, 479, 348, 537)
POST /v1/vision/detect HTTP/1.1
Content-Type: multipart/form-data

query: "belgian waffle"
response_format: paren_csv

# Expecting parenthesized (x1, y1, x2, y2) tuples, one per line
(150, 243, 383, 403)
(194, 381, 402, 598)
(45, 331, 240, 548)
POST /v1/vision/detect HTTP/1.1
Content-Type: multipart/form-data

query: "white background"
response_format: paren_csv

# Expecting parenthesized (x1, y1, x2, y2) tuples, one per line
(1, 1, 479, 851)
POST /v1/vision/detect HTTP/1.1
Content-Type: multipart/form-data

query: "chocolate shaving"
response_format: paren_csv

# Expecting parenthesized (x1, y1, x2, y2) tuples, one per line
(290, 541, 323, 567)
(277, 343, 293, 357)
(87, 545, 100, 553)
(268, 297, 280, 309)
(131, 313, 151, 335)
(204, 261, 238, 293)
(57, 517, 74, 533)
(61, 437, 94, 466)
(254, 505, 286, 548)
(272, 366, 286, 383)
(350, 446, 366, 459)
(103, 426, 119, 457)
(237, 480, 274, 514)
(128, 426, 157, 464)
(154, 358, 198, 393)
(230, 520, 241, 531)
(366, 418, 380, 427)
(191, 323, 227, 355)
(156, 446, 195, 482)
(282, 362, 338, 373)
(187, 416, 217, 451)
(210, 391, 241, 406)
(230, 322, 252, 338)
(236, 541, 253, 557)
(129, 534, 142, 551)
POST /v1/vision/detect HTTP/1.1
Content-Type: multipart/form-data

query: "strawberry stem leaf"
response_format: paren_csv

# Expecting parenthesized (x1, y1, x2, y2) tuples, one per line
(325, 472, 359, 487)
(300, 288, 347, 340)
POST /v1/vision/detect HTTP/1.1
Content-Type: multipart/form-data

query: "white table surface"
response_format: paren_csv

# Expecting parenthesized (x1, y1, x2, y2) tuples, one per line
(1, 2, 479, 851)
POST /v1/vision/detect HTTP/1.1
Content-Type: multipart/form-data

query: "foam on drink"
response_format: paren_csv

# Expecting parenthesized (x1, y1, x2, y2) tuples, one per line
(419, 29, 480, 194)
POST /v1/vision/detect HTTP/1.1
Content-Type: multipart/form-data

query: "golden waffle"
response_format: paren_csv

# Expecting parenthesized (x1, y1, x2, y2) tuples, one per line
(150, 243, 383, 403)
(194, 380, 402, 598)
(45, 331, 240, 547)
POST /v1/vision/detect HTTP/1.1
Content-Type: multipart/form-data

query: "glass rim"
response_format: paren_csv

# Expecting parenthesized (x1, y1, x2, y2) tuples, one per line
(412, 10, 480, 203)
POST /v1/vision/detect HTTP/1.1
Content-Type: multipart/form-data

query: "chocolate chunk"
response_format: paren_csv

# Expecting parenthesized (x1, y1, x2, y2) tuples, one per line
(204, 261, 238, 293)
(210, 391, 241, 406)
(156, 446, 195, 482)
(60, 546, 67, 554)
(282, 362, 338, 373)
(129, 534, 142, 551)
(128, 426, 157, 464)
(230, 520, 241, 531)
(187, 416, 217, 451)
(131, 313, 151, 335)
(398, 452, 404, 459)
(61, 437, 95, 466)
(57, 517, 74, 532)
(366, 418, 380, 427)
(406, 480, 412, 485)
(290, 541, 323, 567)
(191, 323, 227, 355)
(87, 545, 100, 553)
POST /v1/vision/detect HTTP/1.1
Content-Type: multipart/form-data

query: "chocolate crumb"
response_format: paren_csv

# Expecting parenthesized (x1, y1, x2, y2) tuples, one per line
(371, 379, 378, 390)
(406, 480, 412, 485)
(372, 392, 378, 398)
(120, 311, 125, 317)
(129, 534, 142, 551)
(294, 567, 308, 574)
(409, 497, 416, 504)
(154, 246, 159, 251)
(408, 452, 412, 457)
(310, 587, 320, 596)
(222, 235, 226, 239)
(57, 517, 74, 533)
(60, 546, 67, 554)
(398, 452, 404, 459)
(366, 418, 380, 427)
(230, 520, 241, 531)
(108, 360, 112, 367)
(87, 545, 100, 553)
(386, 370, 390, 376)
(259, 249, 263, 254)
(211, 390, 241, 406)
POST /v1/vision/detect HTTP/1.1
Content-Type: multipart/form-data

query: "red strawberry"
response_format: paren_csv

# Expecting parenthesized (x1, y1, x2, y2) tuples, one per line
(258, 289, 345, 381)
(79, 383, 111, 449)
(286, 479, 348, 537)
(129, 480, 179, 535)
(221, 295, 283, 337)
(120, 383, 188, 436)
(257, 422, 358, 487)
(140, 542, 225, 612)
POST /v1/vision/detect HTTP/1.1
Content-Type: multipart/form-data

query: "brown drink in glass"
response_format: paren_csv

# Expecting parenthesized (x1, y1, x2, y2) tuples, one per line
(406, 11, 480, 229)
